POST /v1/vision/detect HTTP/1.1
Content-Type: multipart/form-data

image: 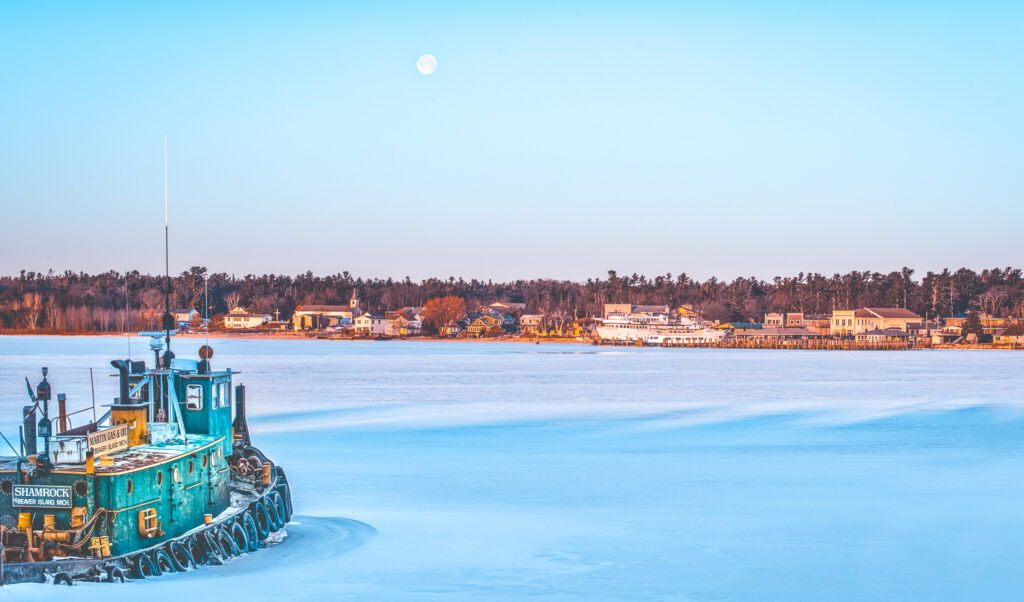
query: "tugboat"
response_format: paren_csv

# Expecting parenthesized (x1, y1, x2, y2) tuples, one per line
(0, 331, 292, 584)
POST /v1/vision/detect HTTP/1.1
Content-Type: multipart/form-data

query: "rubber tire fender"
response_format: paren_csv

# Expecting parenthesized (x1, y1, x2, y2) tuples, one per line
(252, 500, 271, 540)
(217, 526, 240, 556)
(242, 512, 260, 551)
(230, 521, 250, 555)
(105, 566, 127, 583)
(168, 540, 196, 570)
(200, 529, 225, 562)
(184, 536, 206, 566)
(276, 466, 293, 516)
(151, 548, 176, 574)
(283, 481, 293, 517)
(133, 552, 160, 579)
(52, 572, 74, 586)
(271, 489, 289, 524)
(265, 494, 282, 531)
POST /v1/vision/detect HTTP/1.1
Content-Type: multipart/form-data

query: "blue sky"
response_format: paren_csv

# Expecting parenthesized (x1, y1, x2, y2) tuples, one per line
(1, 1, 1021, 281)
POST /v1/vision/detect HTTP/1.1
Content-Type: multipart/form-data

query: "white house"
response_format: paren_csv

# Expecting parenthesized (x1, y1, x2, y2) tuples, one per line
(170, 308, 199, 329)
(519, 314, 543, 335)
(224, 307, 271, 329)
(385, 315, 423, 336)
(354, 313, 388, 336)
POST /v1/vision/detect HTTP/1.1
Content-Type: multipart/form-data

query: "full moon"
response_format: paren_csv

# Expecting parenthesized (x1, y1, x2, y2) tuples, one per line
(417, 54, 437, 75)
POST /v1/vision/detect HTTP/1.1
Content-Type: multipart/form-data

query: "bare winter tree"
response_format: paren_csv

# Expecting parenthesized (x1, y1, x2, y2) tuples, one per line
(224, 292, 242, 311)
(977, 286, 1012, 316)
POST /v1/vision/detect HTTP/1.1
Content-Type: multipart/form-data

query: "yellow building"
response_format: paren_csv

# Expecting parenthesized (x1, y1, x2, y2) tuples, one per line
(831, 308, 922, 336)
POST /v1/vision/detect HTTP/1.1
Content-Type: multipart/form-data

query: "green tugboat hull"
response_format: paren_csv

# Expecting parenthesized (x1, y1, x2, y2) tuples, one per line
(1, 446, 292, 585)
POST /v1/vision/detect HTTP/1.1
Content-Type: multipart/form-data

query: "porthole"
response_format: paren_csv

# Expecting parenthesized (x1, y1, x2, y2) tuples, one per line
(156, 472, 163, 486)
(74, 481, 88, 496)
(126, 479, 133, 495)
(0, 479, 12, 494)
(188, 460, 195, 474)
(172, 467, 181, 482)
(202, 454, 208, 468)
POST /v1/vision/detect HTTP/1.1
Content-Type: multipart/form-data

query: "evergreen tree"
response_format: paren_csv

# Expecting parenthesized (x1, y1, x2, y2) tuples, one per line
(963, 310, 984, 339)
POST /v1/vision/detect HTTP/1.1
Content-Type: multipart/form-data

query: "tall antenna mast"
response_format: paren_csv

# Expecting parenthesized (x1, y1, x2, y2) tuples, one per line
(125, 269, 131, 360)
(204, 270, 210, 347)
(163, 135, 172, 354)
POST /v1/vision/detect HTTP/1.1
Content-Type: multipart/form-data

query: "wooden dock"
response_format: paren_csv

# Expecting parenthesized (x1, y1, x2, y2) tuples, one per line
(594, 338, 918, 350)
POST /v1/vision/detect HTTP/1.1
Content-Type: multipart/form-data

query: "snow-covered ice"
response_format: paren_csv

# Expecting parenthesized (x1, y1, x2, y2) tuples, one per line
(0, 336, 1022, 600)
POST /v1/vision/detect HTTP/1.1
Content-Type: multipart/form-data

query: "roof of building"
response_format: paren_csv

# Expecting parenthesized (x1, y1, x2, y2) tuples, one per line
(633, 304, 670, 313)
(170, 308, 195, 315)
(736, 327, 823, 337)
(857, 328, 911, 337)
(718, 322, 761, 329)
(998, 324, 1024, 337)
(833, 309, 873, 317)
(864, 307, 921, 319)
(489, 302, 526, 310)
(294, 305, 354, 313)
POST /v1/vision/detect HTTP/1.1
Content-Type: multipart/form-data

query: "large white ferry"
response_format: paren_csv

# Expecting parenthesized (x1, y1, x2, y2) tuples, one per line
(596, 313, 725, 345)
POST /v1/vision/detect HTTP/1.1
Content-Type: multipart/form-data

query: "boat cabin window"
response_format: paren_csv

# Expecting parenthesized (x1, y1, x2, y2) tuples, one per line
(217, 382, 231, 409)
(186, 384, 203, 410)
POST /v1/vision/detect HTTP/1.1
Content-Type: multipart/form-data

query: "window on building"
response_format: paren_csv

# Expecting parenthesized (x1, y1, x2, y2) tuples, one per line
(186, 384, 202, 410)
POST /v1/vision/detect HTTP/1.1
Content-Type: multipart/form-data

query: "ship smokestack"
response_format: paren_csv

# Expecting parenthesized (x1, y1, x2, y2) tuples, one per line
(111, 359, 130, 403)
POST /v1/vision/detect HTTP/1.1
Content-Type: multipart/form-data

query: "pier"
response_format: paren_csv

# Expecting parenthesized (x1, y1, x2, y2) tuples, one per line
(594, 338, 919, 350)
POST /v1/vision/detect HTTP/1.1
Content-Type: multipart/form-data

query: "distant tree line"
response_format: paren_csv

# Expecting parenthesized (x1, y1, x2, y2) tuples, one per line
(1, 266, 1022, 333)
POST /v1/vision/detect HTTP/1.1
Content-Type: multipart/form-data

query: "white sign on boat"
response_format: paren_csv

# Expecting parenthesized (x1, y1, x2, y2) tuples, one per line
(88, 423, 129, 457)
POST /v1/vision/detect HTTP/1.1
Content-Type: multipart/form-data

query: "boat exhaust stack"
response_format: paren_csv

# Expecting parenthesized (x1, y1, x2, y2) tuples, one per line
(111, 360, 131, 403)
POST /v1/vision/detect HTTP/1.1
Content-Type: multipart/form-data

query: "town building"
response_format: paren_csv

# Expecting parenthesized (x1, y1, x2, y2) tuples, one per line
(831, 308, 922, 336)
(603, 303, 632, 318)
(354, 313, 387, 336)
(440, 320, 465, 337)
(945, 313, 1019, 336)
(467, 315, 504, 337)
(223, 307, 272, 329)
(292, 305, 357, 330)
(732, 327, 824, 342)
(385, 308, 424, 336)
(855, 328, 912, 343)
(572, 317, 602, 337)
(170, 308, 199, 329)
(803, 314, 831, 335)
(764, 313, 805, 329)
(519, 314, 544, 335)
(489, 302, 527, 314)
(603, 303, 671, 319)
(676, 305, 699, 318)
(714, 322, 762, 333)
(994, 325, 1024, 345)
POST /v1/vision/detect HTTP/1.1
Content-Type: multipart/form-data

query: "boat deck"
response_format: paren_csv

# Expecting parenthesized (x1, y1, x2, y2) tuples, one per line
(0, 434, 221, 475)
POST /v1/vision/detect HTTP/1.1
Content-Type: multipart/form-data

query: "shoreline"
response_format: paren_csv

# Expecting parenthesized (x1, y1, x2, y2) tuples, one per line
(0, 330, 584, 344)
(0, 331, 1017, 350)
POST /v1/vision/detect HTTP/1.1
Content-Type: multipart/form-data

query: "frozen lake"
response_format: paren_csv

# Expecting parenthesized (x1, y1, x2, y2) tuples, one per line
(0, 336, 1022, 600)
